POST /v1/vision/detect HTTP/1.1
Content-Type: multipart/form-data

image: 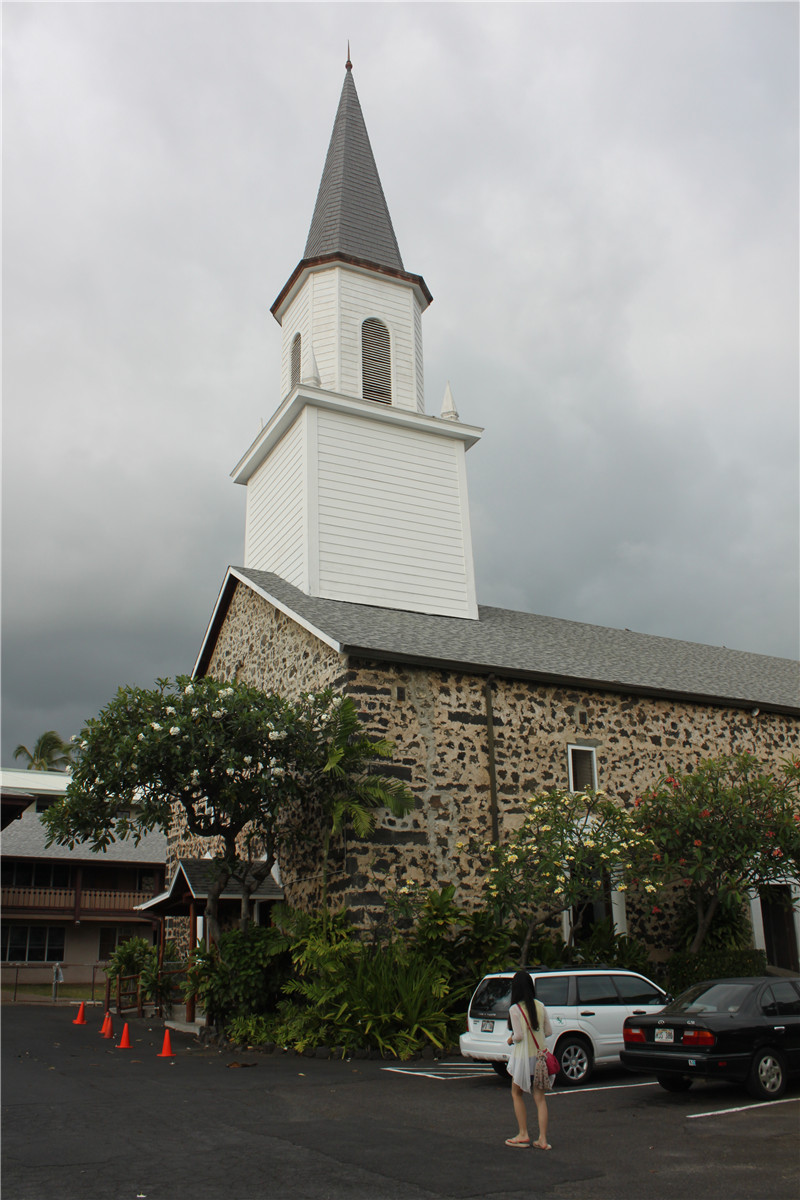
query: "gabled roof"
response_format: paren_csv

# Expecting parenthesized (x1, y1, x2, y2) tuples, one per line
(136, 858, 283, 914)
(304, 65, 404, 271)
(196, 567, 800, 716)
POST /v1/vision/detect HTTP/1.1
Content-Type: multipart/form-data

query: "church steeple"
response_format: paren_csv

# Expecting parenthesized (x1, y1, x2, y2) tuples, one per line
(304, 63, 404, 273)
(235, 59, 481, 621)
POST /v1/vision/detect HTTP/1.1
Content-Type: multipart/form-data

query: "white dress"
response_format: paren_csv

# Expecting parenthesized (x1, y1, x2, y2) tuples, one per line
(506, 1000, 553, 1092)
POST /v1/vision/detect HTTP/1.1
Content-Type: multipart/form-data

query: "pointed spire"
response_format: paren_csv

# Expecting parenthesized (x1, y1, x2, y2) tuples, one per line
(440, 381, 459, 421)
(304, 66, 404, 272)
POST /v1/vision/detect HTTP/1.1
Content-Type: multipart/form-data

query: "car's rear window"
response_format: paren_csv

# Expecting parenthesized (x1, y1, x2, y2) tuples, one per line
(470, 979, 512, 1017)
(470, 974, 570, 1016)
(667, 982, 753, 1015)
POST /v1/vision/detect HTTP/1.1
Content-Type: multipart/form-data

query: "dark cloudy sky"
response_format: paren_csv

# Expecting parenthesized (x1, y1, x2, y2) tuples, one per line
(3, 2, 798, 761)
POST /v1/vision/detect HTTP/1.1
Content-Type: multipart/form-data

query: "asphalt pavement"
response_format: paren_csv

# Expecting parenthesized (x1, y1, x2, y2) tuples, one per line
(2, 1003, 798, 1200)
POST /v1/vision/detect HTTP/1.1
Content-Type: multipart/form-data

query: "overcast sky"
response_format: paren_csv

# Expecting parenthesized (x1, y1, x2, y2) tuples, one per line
(3, 1, 798, 761)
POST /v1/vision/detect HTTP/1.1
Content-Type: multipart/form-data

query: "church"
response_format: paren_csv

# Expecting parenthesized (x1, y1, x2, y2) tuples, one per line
(180, 58, 800, 965)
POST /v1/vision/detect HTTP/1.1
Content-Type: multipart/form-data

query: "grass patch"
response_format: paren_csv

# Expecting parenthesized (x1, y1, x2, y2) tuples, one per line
(2, 983, 102, 1002)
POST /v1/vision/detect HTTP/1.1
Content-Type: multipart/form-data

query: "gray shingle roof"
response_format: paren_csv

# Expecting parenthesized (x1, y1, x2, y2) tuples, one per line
(227, 567, 800, 714)
(0, 805, 167, 864)
(304, 67, 404, 271)
(136, 859, 283, 912)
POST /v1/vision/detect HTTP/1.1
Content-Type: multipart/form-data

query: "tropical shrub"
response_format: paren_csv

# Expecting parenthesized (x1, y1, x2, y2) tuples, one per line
(103, 936, 155, 981)
(183, 925, 291, 1026)
(664, 947, 768, 995)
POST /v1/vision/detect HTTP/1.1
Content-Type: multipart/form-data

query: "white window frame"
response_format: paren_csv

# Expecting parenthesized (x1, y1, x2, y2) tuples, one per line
(567, 744, 597, 792)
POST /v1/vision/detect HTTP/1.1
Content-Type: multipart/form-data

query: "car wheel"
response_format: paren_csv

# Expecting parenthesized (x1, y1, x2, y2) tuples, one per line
(746, 1047, 787, 1101)
(556, 1036, 593, 1085)
(491, 1061, 510, 1083)
(657, 1073, 693, 1093)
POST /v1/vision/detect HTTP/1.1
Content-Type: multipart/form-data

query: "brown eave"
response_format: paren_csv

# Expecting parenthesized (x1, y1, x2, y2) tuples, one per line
(271, 253, 433, 321)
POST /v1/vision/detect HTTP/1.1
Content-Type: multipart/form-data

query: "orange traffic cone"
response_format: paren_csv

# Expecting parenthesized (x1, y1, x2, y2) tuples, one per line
(117, 1022, 132, 1050)
(72, 1002, 87, 1025)
(157, 1029, 174, 1058)
(101, 1012, 113, 1039)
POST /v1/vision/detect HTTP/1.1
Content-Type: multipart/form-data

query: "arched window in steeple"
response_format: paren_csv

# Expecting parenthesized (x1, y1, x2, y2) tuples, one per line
(291, 333, 302, 389)
(361, 318, 391, 404)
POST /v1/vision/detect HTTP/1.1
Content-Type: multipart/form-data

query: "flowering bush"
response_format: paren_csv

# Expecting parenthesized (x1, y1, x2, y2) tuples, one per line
(632, 753, 800, 955)
(480, 788, 653, 964)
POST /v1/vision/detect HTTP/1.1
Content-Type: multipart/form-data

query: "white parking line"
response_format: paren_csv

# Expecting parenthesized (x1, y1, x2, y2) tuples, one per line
(382, 1064, 497, 1081)
(687, 1096, 800, 1119)
(550, 1081, 658, 1096)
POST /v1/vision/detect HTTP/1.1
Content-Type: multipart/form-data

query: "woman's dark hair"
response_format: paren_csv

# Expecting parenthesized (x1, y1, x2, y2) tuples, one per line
(508, 970, 539, 1030)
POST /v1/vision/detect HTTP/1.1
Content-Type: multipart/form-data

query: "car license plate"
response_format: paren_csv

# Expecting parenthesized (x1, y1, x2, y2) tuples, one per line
(655, 1028, 674, 1043)
(481, 1020, 494, 1032)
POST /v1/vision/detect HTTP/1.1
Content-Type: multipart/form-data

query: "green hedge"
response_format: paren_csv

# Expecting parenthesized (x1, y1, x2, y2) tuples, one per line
(664, 947, 767, 995)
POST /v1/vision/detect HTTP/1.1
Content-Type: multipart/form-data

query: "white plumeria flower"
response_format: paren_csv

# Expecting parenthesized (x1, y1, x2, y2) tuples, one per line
(191, 708, 199, 717)
(212, 710, 223, 719)
(151, 722, 162, 731)
(166, 706, 176, 715)
(138, 733, 145, 741)
(243, 756, 252, 765)
(226, 767, 235, 777)
(184, 684, 194, 695)
(170, 727, 180, 736)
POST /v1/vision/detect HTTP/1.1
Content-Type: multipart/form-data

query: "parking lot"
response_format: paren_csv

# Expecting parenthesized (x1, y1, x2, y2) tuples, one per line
(3, 1003, 798, 1200)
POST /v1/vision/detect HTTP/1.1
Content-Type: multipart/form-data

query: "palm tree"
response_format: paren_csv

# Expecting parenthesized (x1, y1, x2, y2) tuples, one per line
(13, 730, 73, 772)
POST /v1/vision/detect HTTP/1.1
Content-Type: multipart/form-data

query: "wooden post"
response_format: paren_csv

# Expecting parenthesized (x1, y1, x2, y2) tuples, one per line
(73, 866, 82, 924)
(483, 675, 500, 845)
(185, 900, 197, 1023)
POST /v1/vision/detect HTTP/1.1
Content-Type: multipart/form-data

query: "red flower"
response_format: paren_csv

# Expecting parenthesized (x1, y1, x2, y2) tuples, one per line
(700, 809, 710, 818)
(634, 797, 642, 808)
(652, 853, 661, 862)
(766, 830, 774, 838)
(665, 776, 678, 788)
(694, 839, 702, 847)
(772, 848, 784, 858)
(679, 858, 686, 865)
(652, 906, 662, 915)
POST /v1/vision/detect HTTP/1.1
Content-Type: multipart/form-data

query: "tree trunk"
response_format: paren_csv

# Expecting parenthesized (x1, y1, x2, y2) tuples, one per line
(519, 916, 537, 967)
(689, 892, 721, 956)
(204, 864, 232, 946)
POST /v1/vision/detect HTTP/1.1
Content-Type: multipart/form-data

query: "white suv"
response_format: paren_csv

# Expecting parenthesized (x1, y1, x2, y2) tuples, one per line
(459, 967, 668, 1085)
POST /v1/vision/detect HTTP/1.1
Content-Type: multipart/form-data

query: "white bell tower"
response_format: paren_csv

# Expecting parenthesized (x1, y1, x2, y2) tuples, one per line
(233, 57, 482, 620)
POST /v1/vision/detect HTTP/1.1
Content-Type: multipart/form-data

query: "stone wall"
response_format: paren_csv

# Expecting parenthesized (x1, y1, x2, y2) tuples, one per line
(333, 659, 799, 945)
(172, 583, 799, 953)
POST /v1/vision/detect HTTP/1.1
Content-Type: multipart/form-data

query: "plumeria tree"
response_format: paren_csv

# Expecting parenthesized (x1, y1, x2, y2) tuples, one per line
(632, 752, 800, 956)
(482, 788, 654, 965)
(42, 676, 413, 942)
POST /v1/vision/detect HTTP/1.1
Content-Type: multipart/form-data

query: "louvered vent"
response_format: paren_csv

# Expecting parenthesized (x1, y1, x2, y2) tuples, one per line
(290, 333, 302, 388)
(361, 318, 391, 404)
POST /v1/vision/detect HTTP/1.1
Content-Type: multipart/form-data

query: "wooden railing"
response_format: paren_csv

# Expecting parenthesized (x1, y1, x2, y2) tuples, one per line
(1, 887, 152, 913)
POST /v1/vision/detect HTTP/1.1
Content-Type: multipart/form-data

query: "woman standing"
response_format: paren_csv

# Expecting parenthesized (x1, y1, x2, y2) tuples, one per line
(505, 970, 553, 1149)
